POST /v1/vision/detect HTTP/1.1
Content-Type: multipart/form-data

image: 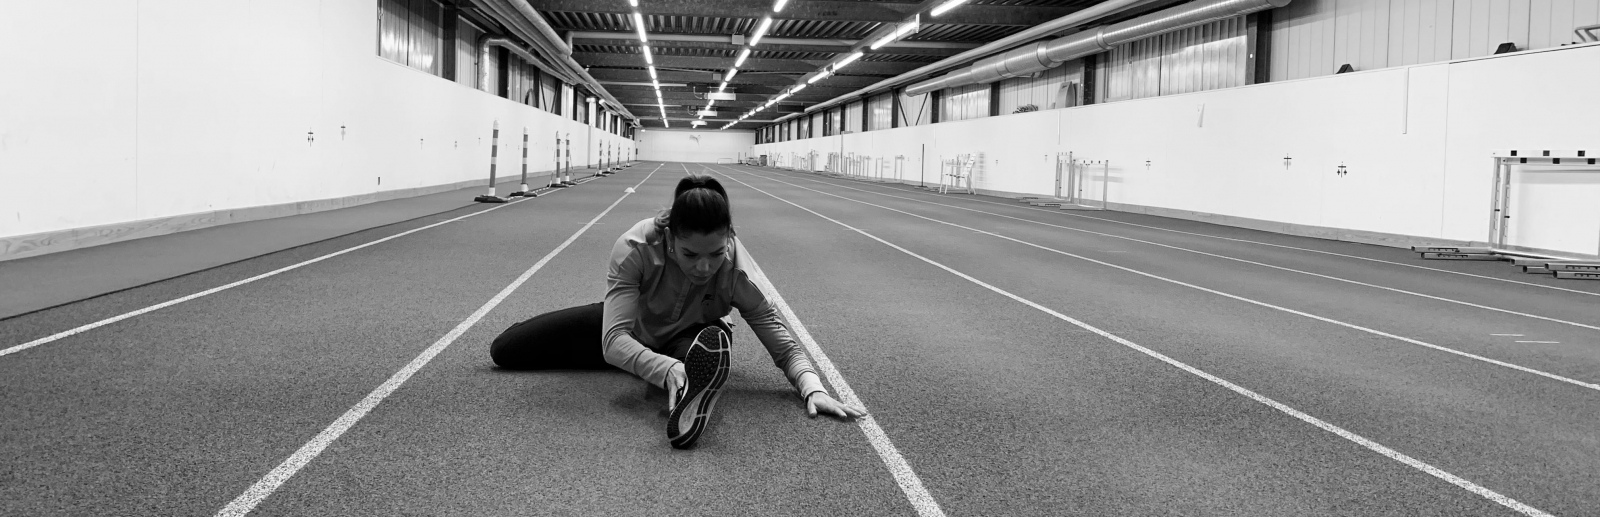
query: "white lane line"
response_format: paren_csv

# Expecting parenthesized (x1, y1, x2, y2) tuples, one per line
(0, 171, 623, 358)
(709, 165, 1553, 517)
(710, 165, 1600, 394)
(757, 166, 1600, 298)
(1, 179, 598, 358)
(737, 240, 945, 517)
(736, 166, 1600, 332)
(1492, 334, 1526, 337)
(214, 164, 662, 517)
(1517, 341, 1561, 344)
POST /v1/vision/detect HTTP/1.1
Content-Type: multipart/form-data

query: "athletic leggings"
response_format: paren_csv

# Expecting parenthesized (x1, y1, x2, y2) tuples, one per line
(490, 302, 730, 372)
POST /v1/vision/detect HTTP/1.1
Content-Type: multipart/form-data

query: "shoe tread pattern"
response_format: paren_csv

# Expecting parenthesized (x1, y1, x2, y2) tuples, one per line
(668, 327, 730, 449)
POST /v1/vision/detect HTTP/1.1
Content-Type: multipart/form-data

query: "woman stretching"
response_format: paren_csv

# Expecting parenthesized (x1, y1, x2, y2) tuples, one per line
(490, 174, 867, 449)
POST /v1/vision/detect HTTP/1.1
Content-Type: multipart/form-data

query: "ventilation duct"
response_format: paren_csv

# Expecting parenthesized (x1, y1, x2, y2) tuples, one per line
(473, 0, 637, 121)
(904, 0, 1290, 97)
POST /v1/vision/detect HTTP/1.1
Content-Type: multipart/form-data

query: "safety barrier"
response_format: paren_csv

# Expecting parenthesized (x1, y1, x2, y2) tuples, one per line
(474, 121, 509, 203)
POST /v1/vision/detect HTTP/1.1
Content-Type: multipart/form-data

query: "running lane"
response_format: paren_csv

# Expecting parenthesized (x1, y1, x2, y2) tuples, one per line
(0, 168, 641, 516)
(709, 163, 1580, 516)
(753, 166, 1600, 305)
(231, 163, 918, 517)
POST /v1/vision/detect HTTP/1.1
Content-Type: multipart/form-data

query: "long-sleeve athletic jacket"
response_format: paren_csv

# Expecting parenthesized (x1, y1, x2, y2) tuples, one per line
(603, 216, 826, 400)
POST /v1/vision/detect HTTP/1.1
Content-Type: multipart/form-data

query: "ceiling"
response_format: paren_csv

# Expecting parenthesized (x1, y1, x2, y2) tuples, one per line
(524, 0, 1144, 130)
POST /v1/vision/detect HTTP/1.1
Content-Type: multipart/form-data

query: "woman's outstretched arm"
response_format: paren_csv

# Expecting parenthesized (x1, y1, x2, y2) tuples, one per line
(603, 236, 676, 388)
(730, 250, 867, 420)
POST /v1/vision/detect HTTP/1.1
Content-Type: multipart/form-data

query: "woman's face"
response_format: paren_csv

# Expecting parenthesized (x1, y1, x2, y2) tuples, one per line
(672, 230, 730, 286)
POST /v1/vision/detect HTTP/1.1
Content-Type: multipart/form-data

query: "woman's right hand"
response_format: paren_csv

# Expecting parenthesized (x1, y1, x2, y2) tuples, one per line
(664, 361, 686, 411)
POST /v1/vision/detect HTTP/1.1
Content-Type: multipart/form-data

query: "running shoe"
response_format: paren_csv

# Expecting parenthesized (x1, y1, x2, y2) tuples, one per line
(667, 326, 731, 449)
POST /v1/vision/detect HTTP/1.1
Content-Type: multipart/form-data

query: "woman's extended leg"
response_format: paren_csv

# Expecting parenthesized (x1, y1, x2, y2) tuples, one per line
(489, 302, 610, 370)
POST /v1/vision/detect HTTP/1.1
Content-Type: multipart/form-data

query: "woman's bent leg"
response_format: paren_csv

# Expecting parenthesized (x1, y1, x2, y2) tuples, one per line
(490, 302, 611, 370)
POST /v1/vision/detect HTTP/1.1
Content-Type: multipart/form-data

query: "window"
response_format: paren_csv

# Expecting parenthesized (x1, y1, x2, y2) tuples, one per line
(378, 0, 444, 76)
(455, 18, 483, 87)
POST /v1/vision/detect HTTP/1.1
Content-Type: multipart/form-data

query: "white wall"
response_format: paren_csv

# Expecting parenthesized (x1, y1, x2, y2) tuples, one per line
(0, 0, 635, 242)
(755, 43, 1600, 256)
(638, 129, 754, 163)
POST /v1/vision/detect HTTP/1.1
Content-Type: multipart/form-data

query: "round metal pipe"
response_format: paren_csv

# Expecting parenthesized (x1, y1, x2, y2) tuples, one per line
(808, 0, 1161, 112)
(1045, 0, 1289, 62)
(475, 0, 638, 120)
(903, 0, 1289, 99)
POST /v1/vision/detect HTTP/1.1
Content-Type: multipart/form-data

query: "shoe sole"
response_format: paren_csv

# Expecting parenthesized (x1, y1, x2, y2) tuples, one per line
(667, 326, 731, 449)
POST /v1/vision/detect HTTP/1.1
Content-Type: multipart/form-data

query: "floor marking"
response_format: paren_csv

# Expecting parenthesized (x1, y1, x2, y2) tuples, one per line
(1492, 334, 1526, 337)
(759, 166, 1600, 298)
(213, 164, 662, 517)
(738, 240, 946, 517)
(736, 167, 1600, 332)
(1517, 341, 1560, 344)
(0, 172, 622, 358)
(710, 165, 1600, 395)
(0, 165, 636, 357)
(707, 165, 1552, 517)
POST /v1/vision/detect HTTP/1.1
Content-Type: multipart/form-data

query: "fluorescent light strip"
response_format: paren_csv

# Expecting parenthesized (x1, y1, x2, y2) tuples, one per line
(724, 68, 739, 81)
(872, 32, 896, 50)
(629, 0, 638, 6)
(749, 17, 774, 47)
(774, 0, 789, 12)
(735, 48, 752, 67)
(633, 12, 648, 42)
(718, 81, 728, 91)
(931, 0, 967, 17)
(807, 70, 830, 84)
(897, 16, 920, 37)
(643, 46, 653, 65)
(648, 66, 657, 80)
(792, 83, 807, 93)
(837, 51, 864, 68)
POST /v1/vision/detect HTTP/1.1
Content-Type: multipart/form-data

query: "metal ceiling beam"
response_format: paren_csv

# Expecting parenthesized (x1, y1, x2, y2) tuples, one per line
(608, 84, 866, 99)
(612, 91, 807, 103)
(587, 68, 883, 88)
(572, 37, 968, 58)
(566, 31, 981, 51)
(659, 116, 782, 122)
(618, 101, 807, 114)
(530, 0, 1080, 26)
(574, 53, 922, 75)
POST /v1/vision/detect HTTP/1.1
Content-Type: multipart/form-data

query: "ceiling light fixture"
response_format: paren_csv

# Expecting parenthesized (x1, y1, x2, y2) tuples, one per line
(837, 51, 864, 68)
(807, 70, 830, 84)
(735, 48, 751, 67)
(871, 32, 896, 50)
(633, 12, 648, 42)
(773, 0, 789, 13)
(724, 68, 738, 82)
(749, 17, 774, 46)
(643, 46, 653, 65)
(931, 0, 967, 17)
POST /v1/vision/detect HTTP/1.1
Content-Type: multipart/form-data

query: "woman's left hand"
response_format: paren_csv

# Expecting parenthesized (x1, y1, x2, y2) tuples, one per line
(807, 392, 868, 420)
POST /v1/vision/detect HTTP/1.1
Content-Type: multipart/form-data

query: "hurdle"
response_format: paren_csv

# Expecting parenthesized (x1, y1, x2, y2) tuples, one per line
(1413, 149, 1600, 279)
(474, 121, 508, 203)
(1057, 156, 1108, 210)
(938, 154, 975, 195)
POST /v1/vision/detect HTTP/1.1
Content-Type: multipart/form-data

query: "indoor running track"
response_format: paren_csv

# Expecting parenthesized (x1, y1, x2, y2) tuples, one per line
(2, 161, 1596, 516)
